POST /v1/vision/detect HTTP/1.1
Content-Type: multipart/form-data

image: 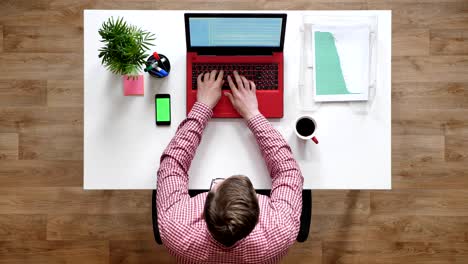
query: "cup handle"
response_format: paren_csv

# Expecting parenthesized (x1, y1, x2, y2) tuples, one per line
(312, 136, 319, 144)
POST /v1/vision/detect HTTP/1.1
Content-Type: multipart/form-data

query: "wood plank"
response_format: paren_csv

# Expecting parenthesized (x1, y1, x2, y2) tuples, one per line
(47, 53, 83, 80)
(368, 215, 468, 242)
(393, 28, 430, 56)
(0, 133, 18, 160)
(47, 10, 84, 28)
(367, 2, 468, 30)
(47, 214, 153, 240)
(80, 0, 369, 10)
(312, 190, 370, 215)
(0, 107, 82, 134)
(0, 107, 47, 133)
(392, 119, 443, 136)
(0, 25, 3, 52)
(392, 82, 468, 110)
(446, 135, 468, 162)
(392, 108, 445, 136)
(431, 29, 468, 55)
(48, 0, 96, 10)
(3, 26, 48, 52)
(0, 80, 47, 107)
(444, 113, 468, 135)
(50, 0, 134, 29)
(281, 241, 321, 264)
(325, 241, 468, 264)
(393, 56, 468, 83)
(366, 241, 468, 264)
(0, 53, 48, 80)
(371, 190, 468, 216)
(47, 80, 83, 107)
(50, 0, 155, 11)
(47, 1, 162, 27)
(0, 53, 82, 81)
(323, 241, 367, 264)
(0, 160, 82, 187)
(0, 240, 108, 264)
(368, 0, 468, 3)
(392, 56, 431, 82)
(33, 107, 83, 135)
(110, 240, 176, 264)
(262, 1, 368, 10)
(392, 108, 468, 136)
(19, 132, 82, 160)
(0, 215, 46, 240)
(50, 0, 367, 11)
(0, 0, 48, 14)
(94, 0, 157, 9)
(146, 1, 368, 10)
(310, 214, 368, 241)
(0, 11, 49, 27)
(0, 1, 48, 28)
(393, 160, 468, 189)
(3, 26, 82, 53)
(0, 188, 151, 214)
(392, 135, 445, 164)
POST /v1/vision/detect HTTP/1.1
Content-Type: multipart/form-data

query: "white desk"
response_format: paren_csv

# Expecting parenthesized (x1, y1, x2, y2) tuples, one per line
(84, 10, 391, 190)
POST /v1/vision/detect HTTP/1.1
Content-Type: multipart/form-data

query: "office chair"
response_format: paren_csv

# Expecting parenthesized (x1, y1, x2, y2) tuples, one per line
(152, 189, 312, 245)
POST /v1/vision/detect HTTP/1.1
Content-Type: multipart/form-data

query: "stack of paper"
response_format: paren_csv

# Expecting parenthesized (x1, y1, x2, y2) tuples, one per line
(312, 24, 370, 102)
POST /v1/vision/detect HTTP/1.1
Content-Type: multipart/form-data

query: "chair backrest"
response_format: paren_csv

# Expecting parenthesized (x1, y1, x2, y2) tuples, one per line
(151, 189, 312, 245)
(151, 190, 163, 244)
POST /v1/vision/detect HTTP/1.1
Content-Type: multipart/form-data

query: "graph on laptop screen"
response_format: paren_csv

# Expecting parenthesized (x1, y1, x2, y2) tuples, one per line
(189, 17, 282, 47)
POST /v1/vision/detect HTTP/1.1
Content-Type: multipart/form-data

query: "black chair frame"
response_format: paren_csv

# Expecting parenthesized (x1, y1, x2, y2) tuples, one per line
(152, 189, 312, 245)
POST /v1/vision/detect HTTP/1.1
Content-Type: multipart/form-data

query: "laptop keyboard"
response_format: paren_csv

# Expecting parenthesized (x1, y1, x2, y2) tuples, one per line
(192, 63, 279, 90)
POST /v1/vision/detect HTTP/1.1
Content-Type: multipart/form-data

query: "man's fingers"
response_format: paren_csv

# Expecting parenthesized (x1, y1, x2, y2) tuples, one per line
(216, 70, 224, 83)
(197, 73, 203, 86)
(224, 92, 234, 104)
(241, 76, 250, 91)
(227, 75, 239, 95)
(233, 71, 244, 90)
(210, 70, 217, 81)
(250, 81, 256, 92)
(204, 72, 210, 82)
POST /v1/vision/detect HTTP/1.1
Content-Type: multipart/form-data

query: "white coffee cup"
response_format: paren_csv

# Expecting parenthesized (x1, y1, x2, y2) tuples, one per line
(294, 116, 319, 144)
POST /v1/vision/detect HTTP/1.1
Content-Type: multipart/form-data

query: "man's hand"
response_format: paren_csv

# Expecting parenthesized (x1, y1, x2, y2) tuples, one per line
(225, 71, 260, 120)
(196, 70, 224, 109)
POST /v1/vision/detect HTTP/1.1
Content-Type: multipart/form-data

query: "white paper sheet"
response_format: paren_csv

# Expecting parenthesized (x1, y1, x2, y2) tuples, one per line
(312, 23, 370, 102)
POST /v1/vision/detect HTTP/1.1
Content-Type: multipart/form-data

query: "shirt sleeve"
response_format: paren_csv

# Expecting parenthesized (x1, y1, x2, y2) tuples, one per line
(156, 102, 212, 216)
(247, 114, 304, 242)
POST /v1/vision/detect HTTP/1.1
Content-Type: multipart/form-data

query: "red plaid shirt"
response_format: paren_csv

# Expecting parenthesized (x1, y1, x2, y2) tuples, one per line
(157, 102, 304, 264)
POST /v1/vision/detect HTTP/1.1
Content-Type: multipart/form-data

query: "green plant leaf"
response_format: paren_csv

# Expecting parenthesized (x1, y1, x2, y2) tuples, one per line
(97, 16, 155, 76)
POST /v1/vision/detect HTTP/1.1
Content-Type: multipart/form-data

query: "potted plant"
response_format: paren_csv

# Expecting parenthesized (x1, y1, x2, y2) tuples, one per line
(98, 17, 155, 95)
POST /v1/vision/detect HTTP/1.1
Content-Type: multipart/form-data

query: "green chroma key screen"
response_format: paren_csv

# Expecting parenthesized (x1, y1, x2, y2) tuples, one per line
(156, 98, 170, 122)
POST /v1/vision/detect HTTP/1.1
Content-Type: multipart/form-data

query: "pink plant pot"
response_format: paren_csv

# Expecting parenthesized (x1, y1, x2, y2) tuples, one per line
(123, 75, 144, 96)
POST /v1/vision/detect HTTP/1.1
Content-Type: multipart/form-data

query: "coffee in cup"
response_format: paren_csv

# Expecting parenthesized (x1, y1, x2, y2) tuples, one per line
(295, 116, 319, 144)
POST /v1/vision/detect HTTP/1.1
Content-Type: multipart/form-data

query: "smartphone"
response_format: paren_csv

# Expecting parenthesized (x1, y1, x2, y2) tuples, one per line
(155, 94, 171, 126)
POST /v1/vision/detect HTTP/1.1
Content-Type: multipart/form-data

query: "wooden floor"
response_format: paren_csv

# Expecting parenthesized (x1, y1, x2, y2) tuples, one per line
(0, 0, 467, 263)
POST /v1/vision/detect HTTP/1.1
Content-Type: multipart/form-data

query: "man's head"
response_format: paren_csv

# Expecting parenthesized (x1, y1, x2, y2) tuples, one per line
(204, 175, 259, 247)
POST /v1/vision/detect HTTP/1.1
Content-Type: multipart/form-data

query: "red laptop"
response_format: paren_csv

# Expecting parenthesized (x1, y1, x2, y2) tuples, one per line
(185, 13, 287, 118)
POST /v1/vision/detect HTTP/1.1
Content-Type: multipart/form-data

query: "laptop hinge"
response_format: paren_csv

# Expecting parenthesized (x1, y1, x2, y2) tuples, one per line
(196, 49, 274, 56)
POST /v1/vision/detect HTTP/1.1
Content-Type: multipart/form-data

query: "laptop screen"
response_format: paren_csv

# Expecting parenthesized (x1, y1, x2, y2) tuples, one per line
(187, 16, 285, 48)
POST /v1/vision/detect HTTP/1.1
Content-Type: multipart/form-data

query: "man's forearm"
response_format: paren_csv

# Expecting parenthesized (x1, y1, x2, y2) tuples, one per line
(159, 102, 213, 173)
(247, 113, 303, 237)
(247, 114, 300, 178)
(157, 102, 212, 213)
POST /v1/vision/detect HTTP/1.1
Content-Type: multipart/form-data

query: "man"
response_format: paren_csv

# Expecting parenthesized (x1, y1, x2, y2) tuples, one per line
(157, 69, 304, 264)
